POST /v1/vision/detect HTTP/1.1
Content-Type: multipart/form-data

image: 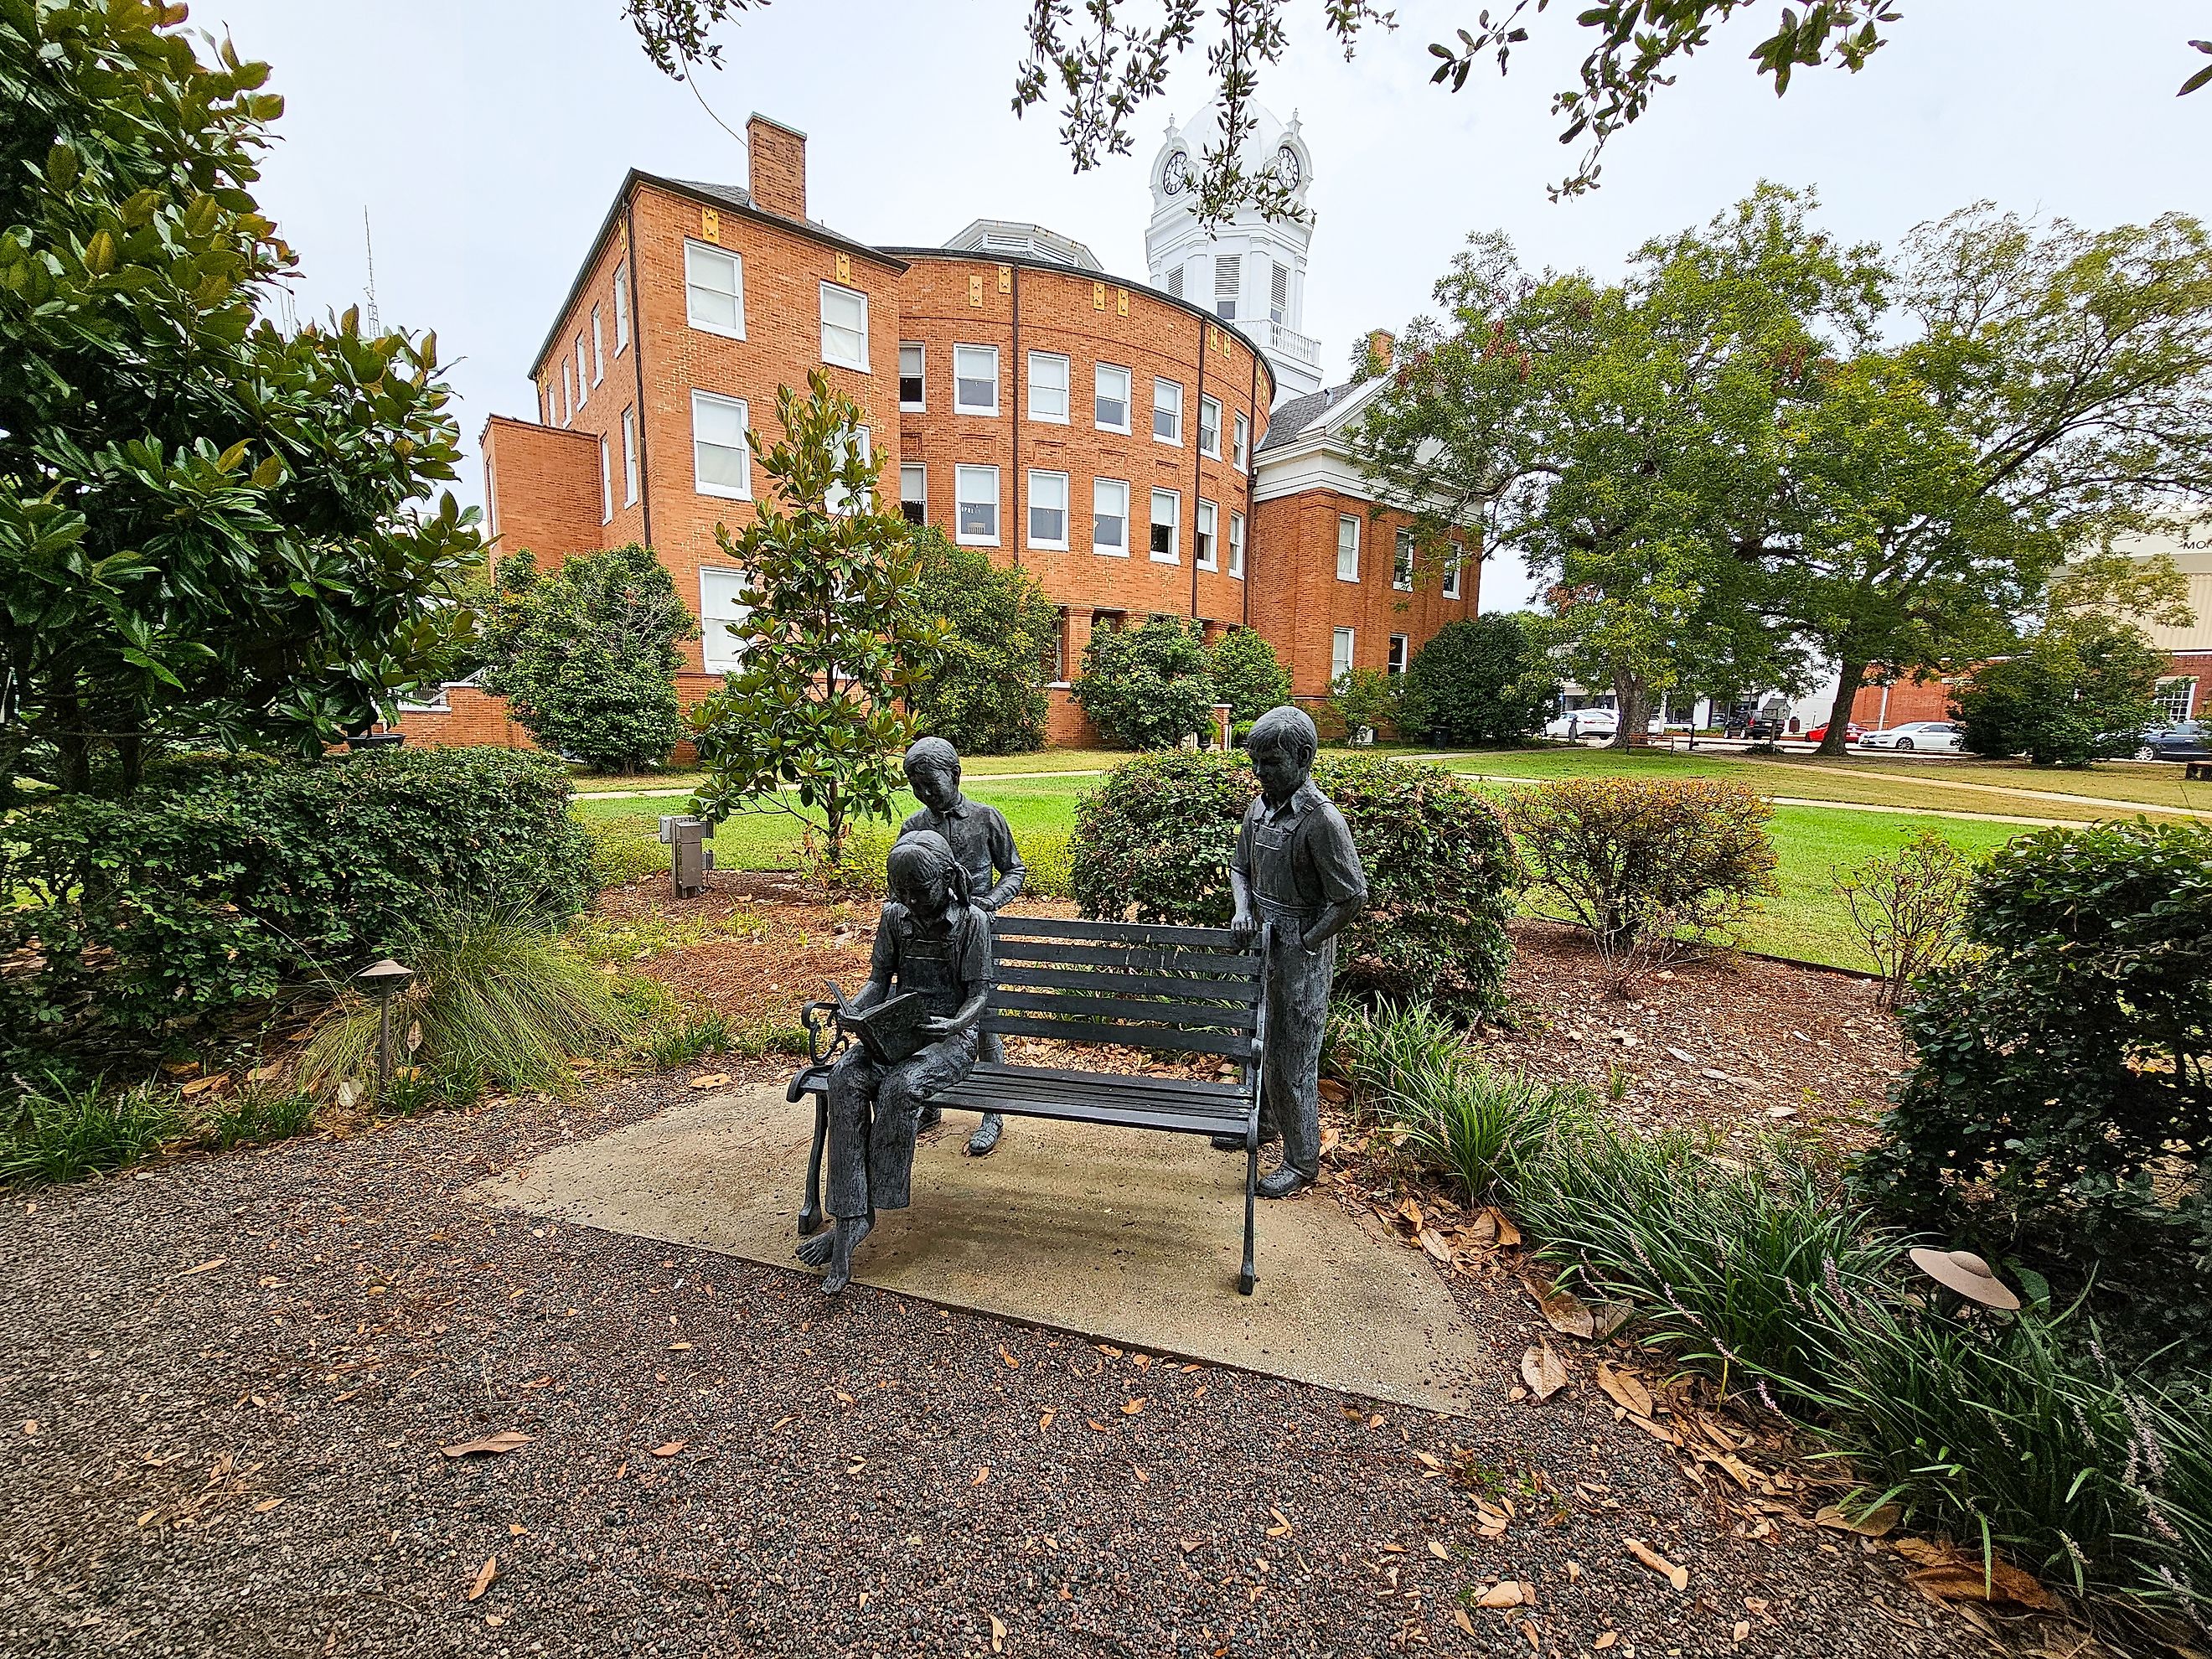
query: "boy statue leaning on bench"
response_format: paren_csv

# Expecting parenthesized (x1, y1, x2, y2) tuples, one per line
(793, 830, 992, 1294)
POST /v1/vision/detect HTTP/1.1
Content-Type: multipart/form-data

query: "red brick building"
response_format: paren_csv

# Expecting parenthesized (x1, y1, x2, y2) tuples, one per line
(408, 111, 1476, 751)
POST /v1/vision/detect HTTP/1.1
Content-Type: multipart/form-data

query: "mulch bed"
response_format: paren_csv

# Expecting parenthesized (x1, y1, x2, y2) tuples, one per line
(0, 875, 2063, 1656)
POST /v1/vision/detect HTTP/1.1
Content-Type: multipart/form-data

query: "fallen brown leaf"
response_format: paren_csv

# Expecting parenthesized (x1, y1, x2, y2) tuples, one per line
(1485, 1207, 1522, 1248)
(1000, 1346, 1019, 1369)
(180, 1072, 230, 1097)
(1417, 1227, 1454, 1264)
(971, 1465, 990, 1486)
(1476, 1580, 1524, 1608)
(688, 1072, 731, 1089)
(1395, 1196, 1424, 1231)
(1428, 1540, 1450, 1561)
(1814, 1501, 1900, 1538)
(1452, 1608, 1476, 1636)
(1522, 1274, 1597, 1339)
(1893, 1538, 2060, 1610)
(467, 1556, 498, 1601)
(1594, 1635, 1619, 1651)
(649, 1440, 685, 1458)
(1038, 1409, 1055, 1431)
(1121, 1398, 1145, 1415)
(440, 1430, 531, 1459)
(1594, 1362, 1653, 1419)
(176, 1257, 225, 1279)
(1623, 1537, 1689, 1590)
(1131, 1465, 1150, 1483)
(1520, 1342, 1569, 1402)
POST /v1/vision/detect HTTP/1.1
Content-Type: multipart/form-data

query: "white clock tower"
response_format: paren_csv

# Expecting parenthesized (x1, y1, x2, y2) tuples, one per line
(1145, 106, 1321, 404)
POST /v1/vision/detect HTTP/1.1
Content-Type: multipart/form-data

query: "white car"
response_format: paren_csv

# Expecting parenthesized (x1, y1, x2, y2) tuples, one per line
(1544, 708, 1618, 740)
(1858, 721, 1964, 753)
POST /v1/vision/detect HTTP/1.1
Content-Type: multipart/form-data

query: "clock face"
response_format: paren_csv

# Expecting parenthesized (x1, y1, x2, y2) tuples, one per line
(1162, 151, 1191, 196)
(1273, 145, 1302, 190)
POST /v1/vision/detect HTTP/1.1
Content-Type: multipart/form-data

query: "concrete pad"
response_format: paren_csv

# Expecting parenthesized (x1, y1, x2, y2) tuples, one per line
(475, 1084, 1497, 1418)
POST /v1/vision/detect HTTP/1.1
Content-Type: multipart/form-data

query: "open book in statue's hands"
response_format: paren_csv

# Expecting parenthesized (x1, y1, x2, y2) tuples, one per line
(824, 982, 933, 1065)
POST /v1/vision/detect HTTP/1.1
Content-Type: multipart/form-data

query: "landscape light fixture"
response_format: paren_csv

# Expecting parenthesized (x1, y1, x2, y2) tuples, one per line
(353, 958, 416, 1093)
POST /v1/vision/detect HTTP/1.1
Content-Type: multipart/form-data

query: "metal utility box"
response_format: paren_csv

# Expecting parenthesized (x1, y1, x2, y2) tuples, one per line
(658, 814, 715, 898)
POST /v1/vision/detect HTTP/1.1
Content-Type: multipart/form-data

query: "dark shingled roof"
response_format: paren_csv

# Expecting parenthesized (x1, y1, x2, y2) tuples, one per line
(1257, 380, 1361, 452)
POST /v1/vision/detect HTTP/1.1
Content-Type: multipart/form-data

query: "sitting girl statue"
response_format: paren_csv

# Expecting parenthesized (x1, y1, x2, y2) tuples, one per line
(793, 830, 993, 1295)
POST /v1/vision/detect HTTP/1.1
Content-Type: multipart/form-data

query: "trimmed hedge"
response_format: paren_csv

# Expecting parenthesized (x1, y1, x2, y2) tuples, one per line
(1, 748, 592, 1067)
(1069, 752, 1521, 1010)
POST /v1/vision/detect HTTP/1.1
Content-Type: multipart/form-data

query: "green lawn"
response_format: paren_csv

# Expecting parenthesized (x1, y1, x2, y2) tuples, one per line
(579, 764, 2060, 974)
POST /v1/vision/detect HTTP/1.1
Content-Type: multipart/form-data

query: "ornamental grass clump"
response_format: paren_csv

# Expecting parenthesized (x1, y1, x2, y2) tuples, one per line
(1510, 777, 1778, 989)
(0, 1075, 178, 1186)
(299, 905, 635, 1098)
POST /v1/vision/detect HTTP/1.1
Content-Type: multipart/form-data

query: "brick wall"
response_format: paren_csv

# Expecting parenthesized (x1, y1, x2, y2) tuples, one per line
(479, 416, 603, 566)
(1248, 488, 1479, 700)
(385, 685, 539, 751)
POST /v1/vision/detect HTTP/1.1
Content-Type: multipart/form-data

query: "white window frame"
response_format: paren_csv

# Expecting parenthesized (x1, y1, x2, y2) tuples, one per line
(1388, 634, 1409, 677)
(1150, 488, 1181, 564)
(574, 337, 588, 407)
(1198, 395, 1222, 459)
(1227, 509, 1245, 579)
(599, 437, 612, 524)
(899, 463, 928, 525)
(1093, 478, 1129, 557)
(591, 306, 605, 385)
(819, 281, 870, 372)
(954, 463, 1000, 545)
(1152, 377, 1183, 446)
(1394, 527, 1415, 592)
(700, 568, 752, 673)
(612, 265, 630, 354)
(1027, 351, 1071, 424)
(1027, 468, 1070, 551)
(826, 424, 871, 515)
(1094, 363, 1132, 433)
(560, 360, 573, 426)
(954, 344, 1000, 416)
(2153, 676, 2197, 722)
(1331, 627, 1356, 681)
(1233, 410, 1250, 470)
(621, 408, 639, 506)
(1195, 498, 1218, 571)
(1336, 514, 1360, 582)
(1444, 540, 1464, 599)
(684, 240, 746, 339)
(898, 342, 925, 411)
(690, 389, 751, 500)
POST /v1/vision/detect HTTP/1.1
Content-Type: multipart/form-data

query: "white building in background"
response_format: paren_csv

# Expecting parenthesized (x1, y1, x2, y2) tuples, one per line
(1145, 106, 1324, 403)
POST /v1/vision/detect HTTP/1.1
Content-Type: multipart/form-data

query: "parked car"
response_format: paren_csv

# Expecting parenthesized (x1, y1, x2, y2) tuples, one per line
(1802, 721, 1863, 745)
(1859, 721, 1964, 753)
(1544, 708, 1618, 740)
(1724, 712, 1786, 741)
(2133, 721, 2209, 762)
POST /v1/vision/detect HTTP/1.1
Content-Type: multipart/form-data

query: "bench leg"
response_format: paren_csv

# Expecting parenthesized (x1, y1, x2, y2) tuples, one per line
(1238, 1130, 1258, 1296)
(798, 1092, 828, 1237)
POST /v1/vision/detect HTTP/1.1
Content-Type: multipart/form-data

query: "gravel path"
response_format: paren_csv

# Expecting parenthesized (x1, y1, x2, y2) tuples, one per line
(3, 1074, 1982, 1659)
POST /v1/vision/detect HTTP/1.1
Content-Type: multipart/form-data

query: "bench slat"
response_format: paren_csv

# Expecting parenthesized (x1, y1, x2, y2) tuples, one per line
(983, 1013, 1257, 1059)
(996, 963, 1262, 1005)
(988, 989, 1258, 1031)
(933, 1080, 1253, 1136)
(992, 938, 1262, 976)
(959, 1066, 1256, 1106)
(993, 915, 1245, 949)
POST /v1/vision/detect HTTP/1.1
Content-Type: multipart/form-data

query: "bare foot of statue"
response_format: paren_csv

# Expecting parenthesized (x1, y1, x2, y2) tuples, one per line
(966, 1113, 1002, 1156)
(822, 1214, 871, 1294)
(793, 1228, 837, 1268)
(1256, 1168, 1312, 1200)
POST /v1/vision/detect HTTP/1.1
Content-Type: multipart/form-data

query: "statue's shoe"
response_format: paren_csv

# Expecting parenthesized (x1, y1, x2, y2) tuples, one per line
(966, 1114, 1003, 1156)
(1256, 1168, 1314, 1200)
(917, 1105, 943, 1130)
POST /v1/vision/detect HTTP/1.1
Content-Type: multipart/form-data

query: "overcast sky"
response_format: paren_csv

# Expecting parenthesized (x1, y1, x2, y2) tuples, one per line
(204, 0, 2209, 612)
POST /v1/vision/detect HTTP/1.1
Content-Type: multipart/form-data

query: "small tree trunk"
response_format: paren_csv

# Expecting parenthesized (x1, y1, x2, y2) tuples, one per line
(116, 731, 145, 795)
(1609, 671, 1646, 752)
(1818, 659, 1868, 757)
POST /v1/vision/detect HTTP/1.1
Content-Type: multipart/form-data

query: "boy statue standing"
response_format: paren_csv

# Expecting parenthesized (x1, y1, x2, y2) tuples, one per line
(795, 830, 992, 1294)
(1216, 706, 1367, 1198)
(898, 736, 1025, 1155)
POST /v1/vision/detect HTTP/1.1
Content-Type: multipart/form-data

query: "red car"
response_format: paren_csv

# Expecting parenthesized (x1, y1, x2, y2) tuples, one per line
(1803, 721, 1863, 744)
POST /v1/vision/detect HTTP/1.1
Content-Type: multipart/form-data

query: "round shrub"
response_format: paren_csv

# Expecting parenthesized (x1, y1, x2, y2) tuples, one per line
(1069, 752, 1522, 1011)
(1071, 616, 1213, 749)
(909, 528, 1057, 754)
(1858, 819, 2212, 1257)
(0, 747, 593, 1068)
(1397, 614, 1554, 745)
(1204, 628, 1292, 724)
(1509, 777, 1778, 987)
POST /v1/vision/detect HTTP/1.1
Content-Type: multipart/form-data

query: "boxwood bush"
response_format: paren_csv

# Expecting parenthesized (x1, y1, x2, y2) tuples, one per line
(0, 748, 593, 1067)
(1069, 752, 1521, 1011)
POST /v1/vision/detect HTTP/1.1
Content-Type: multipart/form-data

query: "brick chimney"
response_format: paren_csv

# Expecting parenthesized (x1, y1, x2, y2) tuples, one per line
(746, 113, 807, 221)
(1365, 328, 1396, 374)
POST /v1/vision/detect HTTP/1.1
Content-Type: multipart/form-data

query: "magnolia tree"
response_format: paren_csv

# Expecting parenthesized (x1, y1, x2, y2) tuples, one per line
(0, 3, 480, 796)
(687, 372, 948, 864)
